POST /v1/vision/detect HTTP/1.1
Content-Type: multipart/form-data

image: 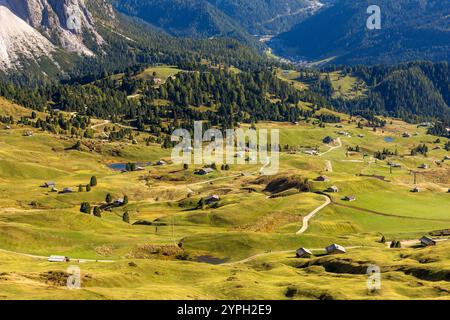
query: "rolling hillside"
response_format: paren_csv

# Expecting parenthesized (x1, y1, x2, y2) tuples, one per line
(0, 95, 449, 299)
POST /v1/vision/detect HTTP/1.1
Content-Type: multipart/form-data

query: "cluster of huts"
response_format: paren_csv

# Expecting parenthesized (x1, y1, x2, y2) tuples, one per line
(42, 182, 73, 194)
(204, 195, 220, 205)
(387, 161, 402, 168)
(418, 163, 429, 169)
(195, 167, 215, 175)
(48, 255, 70, 262)
(322, 136, 335, 144)
(402, 132, 412, 138)
(303, 149, 319, 156)
(337, 131, 351, 137)
(296, 236, 438, 259)
(315, 175, 356, 201)
(296, 243, 346, 258)
(420, 236, 436, 247)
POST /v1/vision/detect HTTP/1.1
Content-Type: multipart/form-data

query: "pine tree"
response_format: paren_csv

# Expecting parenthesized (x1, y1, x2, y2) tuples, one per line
(106, 193, 113, 204)
(86, 184, 91, 192)
(80, 202, 91, 214)
(198, 198, 205, 209)
(93, 207, 101, 218)
(73, 141, 82, 150)
(123, 195, 129, 205)
(90, 176, 97, 187)
(123, 211, 130, 223)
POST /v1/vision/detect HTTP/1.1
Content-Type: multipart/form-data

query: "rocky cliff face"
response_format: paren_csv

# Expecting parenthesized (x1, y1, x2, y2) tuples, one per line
(0, 0, 113, 71)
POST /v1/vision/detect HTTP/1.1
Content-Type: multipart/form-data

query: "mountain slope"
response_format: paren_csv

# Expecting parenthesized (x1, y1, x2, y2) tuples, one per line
(373, 67, 449, 118)
(6, 0, 105, 55)
(205, 0, 323, 35)
(111, 0, 324, 43)
(0, 0, 111, 72)
(111, 0, 253, 42)
(272, 0, 450, 65)
(0, 3, 55, 71)
(330, 62, 450, 123)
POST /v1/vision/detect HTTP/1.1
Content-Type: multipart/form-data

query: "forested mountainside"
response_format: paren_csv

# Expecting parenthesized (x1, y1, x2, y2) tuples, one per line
(0, 0, 449, 137)
(272, 0, 450, 65)
(316, 62, 450, 125)
(111, 0, 255, 44)
(0, 0, 269, 80)
(1, 60, 449, 138)
(0, 0, 268, 82)
(112, 0, 322, 38)
(2, 0, 449, 78)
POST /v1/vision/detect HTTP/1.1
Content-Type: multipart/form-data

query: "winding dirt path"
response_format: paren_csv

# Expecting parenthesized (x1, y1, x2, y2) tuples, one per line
(325, 160, 333, 172)
(319, 138, 342, 156)
(296, 194, 331, 235)
(334, 203, 450, 222)
(91, 120, 110, 129)
(0, 248, 115, 263)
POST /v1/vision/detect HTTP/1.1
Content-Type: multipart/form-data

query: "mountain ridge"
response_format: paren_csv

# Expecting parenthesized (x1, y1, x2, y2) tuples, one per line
(0, 0, 113, 72)
(272, 0, 450, 65)
(111, 0, 322, 39)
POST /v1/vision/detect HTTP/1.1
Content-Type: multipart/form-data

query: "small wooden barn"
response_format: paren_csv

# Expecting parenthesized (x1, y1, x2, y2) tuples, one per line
(325, 244, 346, 255)
(296, 248, 313, 258)
(420, 236, 436, 247)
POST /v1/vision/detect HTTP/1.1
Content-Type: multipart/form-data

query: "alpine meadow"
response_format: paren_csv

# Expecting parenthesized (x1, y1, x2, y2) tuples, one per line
(0, 0, 449, 303)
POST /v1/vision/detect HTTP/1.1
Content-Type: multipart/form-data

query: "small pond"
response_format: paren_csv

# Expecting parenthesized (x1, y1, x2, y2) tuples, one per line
(384, 137, 395, 143)
(107, 162, 151, 171)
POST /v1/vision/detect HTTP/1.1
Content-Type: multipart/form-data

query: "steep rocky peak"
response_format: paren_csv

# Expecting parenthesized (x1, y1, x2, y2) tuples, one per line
(2, 0, 108, 55)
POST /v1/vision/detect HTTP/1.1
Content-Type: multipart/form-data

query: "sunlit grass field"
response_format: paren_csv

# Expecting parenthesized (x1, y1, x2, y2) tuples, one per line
(0, 99, 449, 299)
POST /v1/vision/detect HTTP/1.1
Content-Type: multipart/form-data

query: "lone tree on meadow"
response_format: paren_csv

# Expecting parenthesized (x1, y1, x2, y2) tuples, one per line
(93, 206, 101, 218)
(90, 176, 97, 187)
(78, 184, 84, 192)
(123, 195, 129, 205)
(106, 193, 113, 204)
(86, 184, 91, 192)
(73, 140, 82, 150)
(126, 163, 136, 172)
(198, 198, 206, 210)
(80, 202, 91, 214)
(123, 211, 130, 223)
